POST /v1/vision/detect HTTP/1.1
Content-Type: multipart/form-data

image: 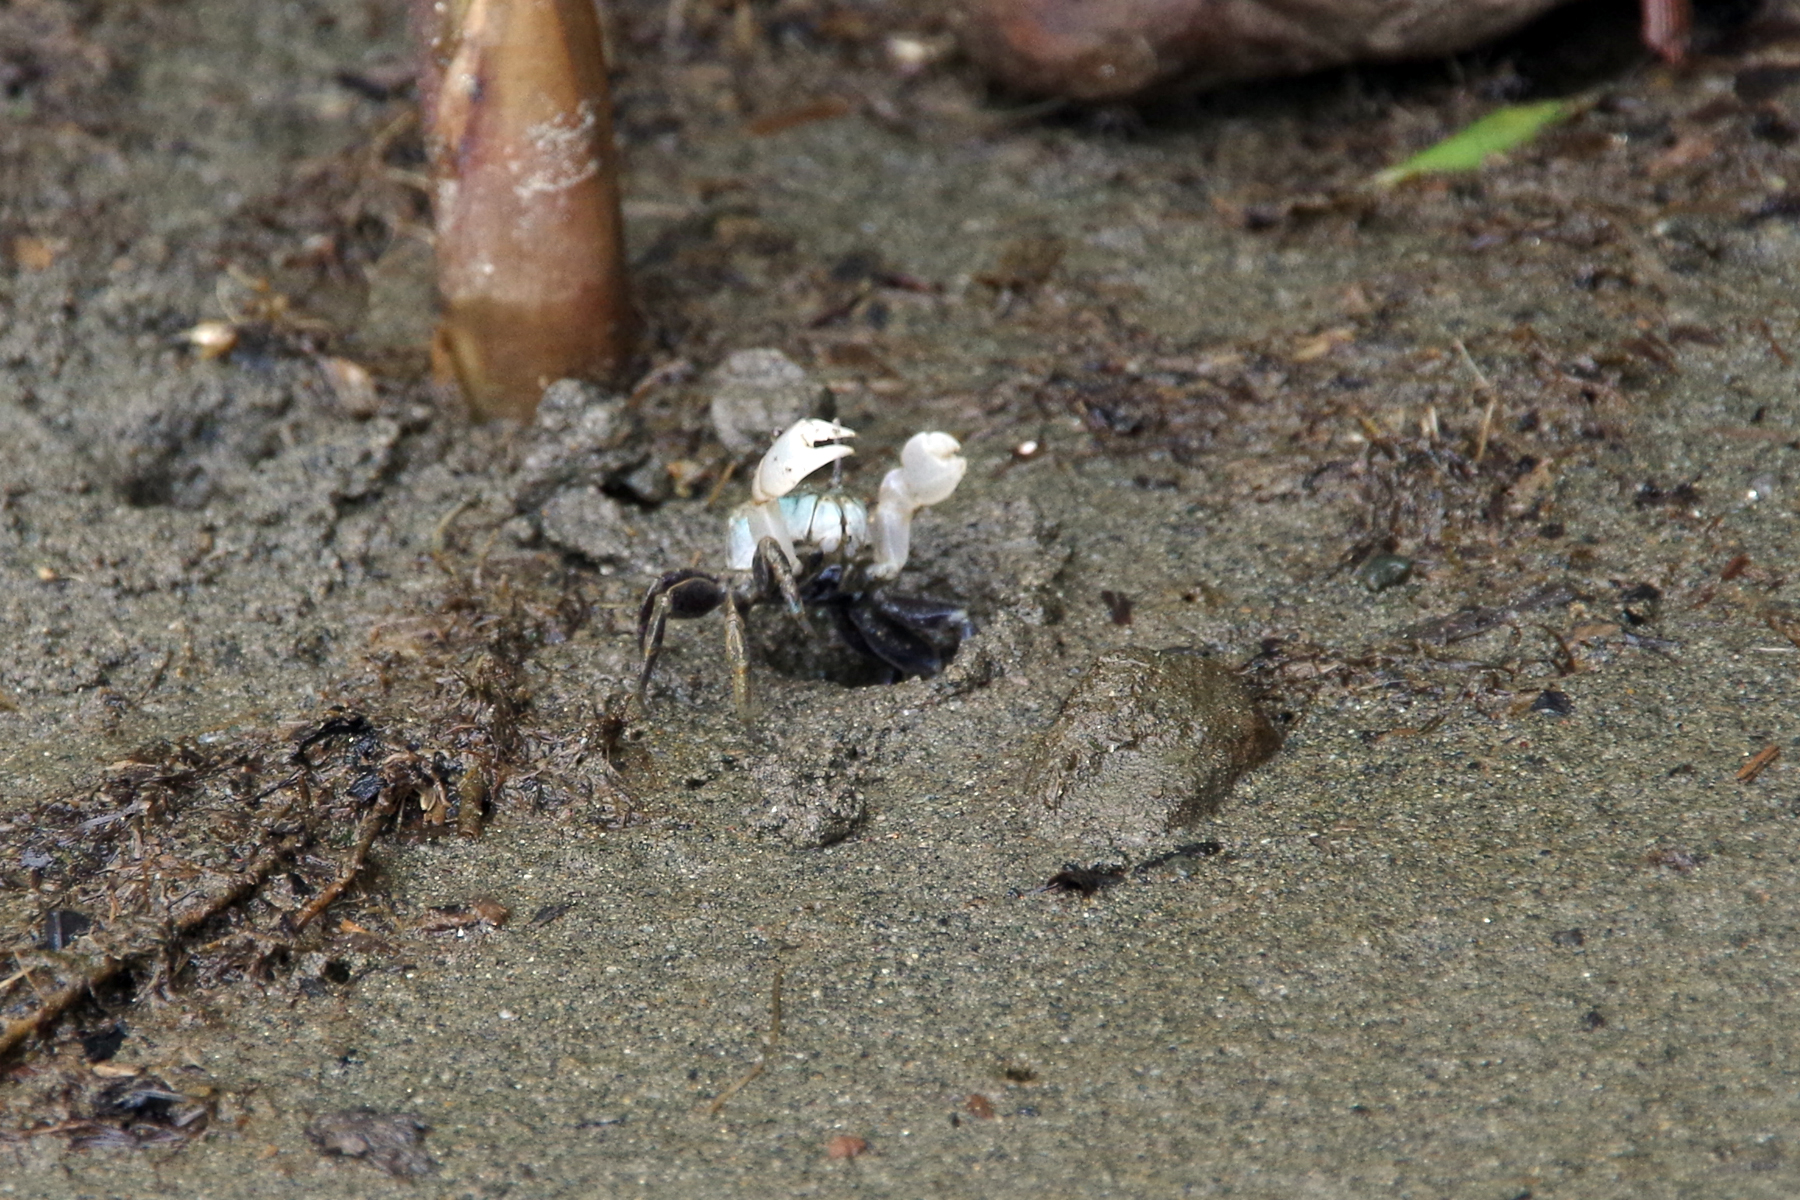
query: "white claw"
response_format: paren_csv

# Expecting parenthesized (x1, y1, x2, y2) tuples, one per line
(896, 431, 965, 507)
(870, 431, 964, 580)
(751, 418, 856, 504)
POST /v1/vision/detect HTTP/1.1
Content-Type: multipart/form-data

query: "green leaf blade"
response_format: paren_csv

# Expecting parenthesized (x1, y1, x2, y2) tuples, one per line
(1374, 99, 1570, 187)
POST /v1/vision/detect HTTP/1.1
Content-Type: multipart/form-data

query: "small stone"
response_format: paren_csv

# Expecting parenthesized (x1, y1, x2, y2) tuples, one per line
(825, 1134, 870, 1160)
(306, 1109, 433, 1178)
(534, 378, 615, 433)
(1530, 688, 1573, 717)
(1023, 648, 1281, 851)
(708, 349, 832, 456)
(1356, 553, 1414, 593)
(318, 356, 379, 418)
(539, 486, 632, 563)
(1620, 582, 1661, 626)
(614, 457, 672, 506)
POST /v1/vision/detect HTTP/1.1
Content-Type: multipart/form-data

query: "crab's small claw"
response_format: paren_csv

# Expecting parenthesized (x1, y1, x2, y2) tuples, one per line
(750, 418, 856, 505)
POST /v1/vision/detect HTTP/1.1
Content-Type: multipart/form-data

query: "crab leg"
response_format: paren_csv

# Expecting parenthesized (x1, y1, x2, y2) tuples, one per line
(722, 591, 753, 718)
(636, 570, 728, 704)
(636, 589, 677, 705)
(750, 535, 804, 615)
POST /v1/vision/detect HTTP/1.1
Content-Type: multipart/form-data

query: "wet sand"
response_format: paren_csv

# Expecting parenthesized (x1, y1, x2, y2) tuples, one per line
(4, 1, 1800, 1195)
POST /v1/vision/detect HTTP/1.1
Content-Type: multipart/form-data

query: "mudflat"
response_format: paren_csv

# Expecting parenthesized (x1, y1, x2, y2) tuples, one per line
(4, 2, 1800, 1196)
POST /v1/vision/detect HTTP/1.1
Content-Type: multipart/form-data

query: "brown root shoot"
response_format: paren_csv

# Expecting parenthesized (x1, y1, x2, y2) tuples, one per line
(422, 0, 638, 421)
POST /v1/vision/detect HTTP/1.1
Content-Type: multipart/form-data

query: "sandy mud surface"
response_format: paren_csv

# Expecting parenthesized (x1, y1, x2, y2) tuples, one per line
(4, 1, 1800, 1195)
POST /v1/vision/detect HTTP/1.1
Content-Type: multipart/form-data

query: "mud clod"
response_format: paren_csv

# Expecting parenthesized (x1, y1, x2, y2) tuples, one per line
(749, 712, 887, 848)
(510, 380, 648, 514)
(707, 348, 832, 456)
(751, 750, 869, 849)
(306, 1109, 434, 1177)
(1024, 649, 1282, 851)
(539, 486, 635, 564)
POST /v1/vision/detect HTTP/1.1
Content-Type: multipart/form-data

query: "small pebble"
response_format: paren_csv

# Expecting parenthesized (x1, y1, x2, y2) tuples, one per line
(1620, 582, 1661, 626)
(306, 1109, 433, 1178)
(1530, 689, 1573, 717)
(826, 1134, 870, 1160)
(1356, 553, 1414, 593)
(708, 349, 832, 455)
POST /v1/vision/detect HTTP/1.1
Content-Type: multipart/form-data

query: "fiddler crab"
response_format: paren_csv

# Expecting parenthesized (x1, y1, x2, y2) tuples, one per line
(637, 419, 973, 714)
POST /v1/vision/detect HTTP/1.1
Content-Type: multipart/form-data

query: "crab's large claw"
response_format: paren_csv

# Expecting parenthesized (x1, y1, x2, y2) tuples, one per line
(870, 431, 965, 580)
(750, 419, 856, 505)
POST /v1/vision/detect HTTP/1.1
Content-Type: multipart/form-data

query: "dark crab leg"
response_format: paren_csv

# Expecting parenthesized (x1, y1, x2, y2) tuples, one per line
(636, 570, 728, 704)
(750, 535, 804, 615)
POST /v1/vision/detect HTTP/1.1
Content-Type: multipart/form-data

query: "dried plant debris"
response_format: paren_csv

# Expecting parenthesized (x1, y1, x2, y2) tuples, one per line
(414, 899, 509, 933)
(1390, 582, 1578, 646)
(1, 575, 621, 1069)
(2, 1066, 218, 1152)
(75, 1074, 213, 1149)
(1034, 841, 1226, 898)
(528, 903, 574, 928)
(306, 1108, 434, 1177)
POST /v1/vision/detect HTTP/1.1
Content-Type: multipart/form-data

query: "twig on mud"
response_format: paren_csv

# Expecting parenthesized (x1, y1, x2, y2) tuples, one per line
(1455, 339, 1500, 465)
(706, 966, 785, 1116)
(0, 833, 303, 1059)
(702, 458, 739, 510)
(291, 784, 402, 933)
(131, 649, 174, 706)
(431, 497, 480, 575)
(1737, 743, 1780, 784)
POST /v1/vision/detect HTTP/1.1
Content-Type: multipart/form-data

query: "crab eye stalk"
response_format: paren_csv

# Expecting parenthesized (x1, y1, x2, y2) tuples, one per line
(420, 0, 639, 422)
